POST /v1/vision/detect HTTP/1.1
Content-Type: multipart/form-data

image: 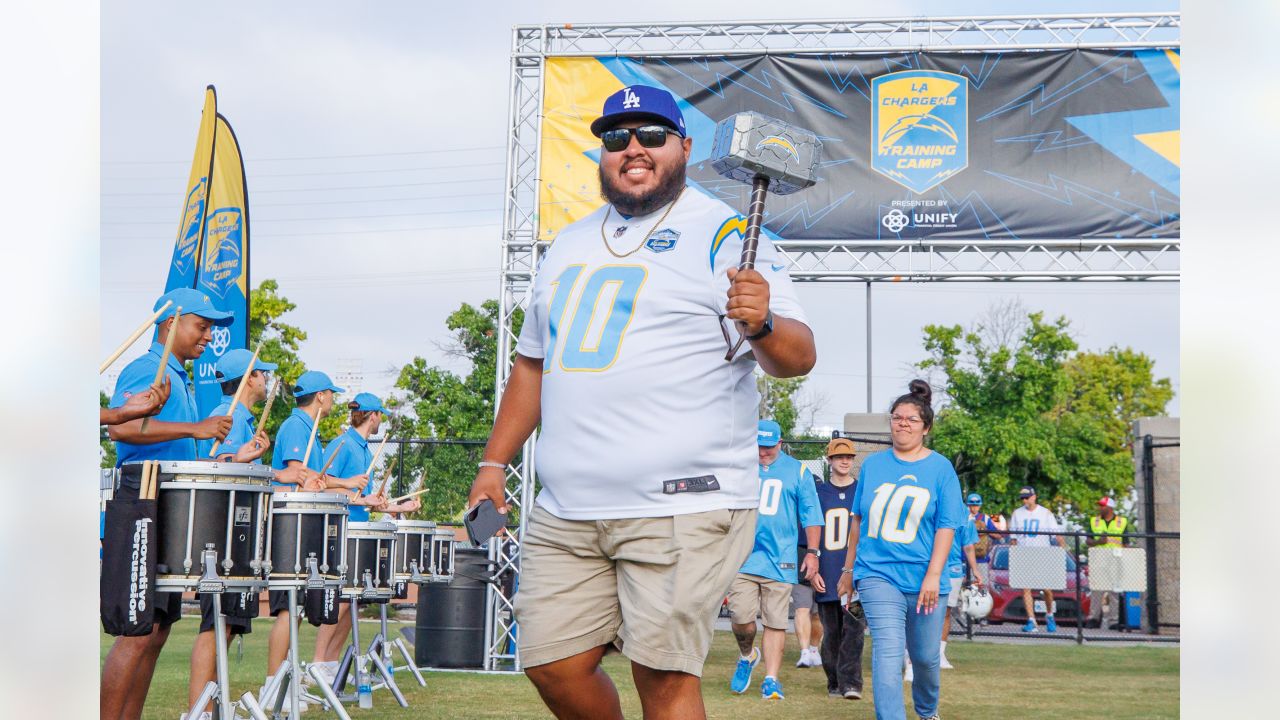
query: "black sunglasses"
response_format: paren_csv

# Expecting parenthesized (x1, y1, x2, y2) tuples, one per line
(600, 125, 677, 152)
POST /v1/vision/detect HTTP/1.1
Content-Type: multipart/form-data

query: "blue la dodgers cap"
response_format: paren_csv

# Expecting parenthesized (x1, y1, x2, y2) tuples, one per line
(966, 492, 983, 505)
(214, 348, 278, 382)
(757, 419, 782, 448)
(590, 85, 687, 138)
(348, 392, 388, 413)
(292, 370, 344, 397)
(153, 288, 234, 326)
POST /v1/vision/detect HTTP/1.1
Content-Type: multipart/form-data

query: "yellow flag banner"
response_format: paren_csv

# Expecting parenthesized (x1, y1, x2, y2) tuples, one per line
(190, 112, 250, 415)
(165, 86, 217, 290)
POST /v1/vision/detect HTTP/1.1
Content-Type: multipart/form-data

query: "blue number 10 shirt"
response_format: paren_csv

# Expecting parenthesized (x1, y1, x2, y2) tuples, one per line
(738, 451, 824, 584)
(851, 449, 966, 595)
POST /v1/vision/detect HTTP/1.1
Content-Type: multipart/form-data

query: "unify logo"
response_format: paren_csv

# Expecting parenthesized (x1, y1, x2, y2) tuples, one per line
(882, 209, 910, 233)
(129, 518, 152, 623)
(622, 87, 641, 109)
(209, 326, 231, 356)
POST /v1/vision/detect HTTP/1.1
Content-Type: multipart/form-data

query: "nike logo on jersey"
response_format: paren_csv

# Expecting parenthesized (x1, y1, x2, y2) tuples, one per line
(770, 263, 786, 272)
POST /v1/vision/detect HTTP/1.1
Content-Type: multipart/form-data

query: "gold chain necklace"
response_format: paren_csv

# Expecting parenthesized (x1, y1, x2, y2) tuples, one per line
(599, 187, 685, 258)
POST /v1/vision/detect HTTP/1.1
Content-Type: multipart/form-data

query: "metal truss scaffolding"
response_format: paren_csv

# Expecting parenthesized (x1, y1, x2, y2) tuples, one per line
(485, 12, 1180, 671)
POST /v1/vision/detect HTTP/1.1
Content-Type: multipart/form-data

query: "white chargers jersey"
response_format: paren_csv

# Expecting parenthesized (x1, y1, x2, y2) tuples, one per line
(1010, 505, 1060, 547)
(516, 187, 810, 520)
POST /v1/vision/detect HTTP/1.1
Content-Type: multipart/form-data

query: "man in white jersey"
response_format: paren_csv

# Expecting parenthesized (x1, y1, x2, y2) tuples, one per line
(1009, 486, 1063, 633)
(467, 85, 816, 720)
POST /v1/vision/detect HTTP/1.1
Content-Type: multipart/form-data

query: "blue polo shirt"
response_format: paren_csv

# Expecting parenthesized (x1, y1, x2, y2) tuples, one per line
(325, 427, 374, 522)
(197, 395, 260, 462)
(110, 342, 199, 465)
(739, 451, 824, 584)
(271, 408, 325, 483)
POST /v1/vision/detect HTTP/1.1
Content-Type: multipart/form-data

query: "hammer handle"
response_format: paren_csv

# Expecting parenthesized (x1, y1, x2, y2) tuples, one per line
(725, 175, 771, 361)
(737, 175, 770, 270)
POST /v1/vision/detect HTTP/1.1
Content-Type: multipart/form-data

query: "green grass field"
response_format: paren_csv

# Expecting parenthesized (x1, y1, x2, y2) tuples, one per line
(103, 619, 1178, 719)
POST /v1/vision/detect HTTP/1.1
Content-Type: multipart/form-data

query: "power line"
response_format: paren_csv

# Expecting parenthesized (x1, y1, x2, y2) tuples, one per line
(101, 176, 505, 196)
(101, 145, 507, 165)
(105, 161, 506, 182)
(103, 189, 502, 211)
(102, 207, 503, 226)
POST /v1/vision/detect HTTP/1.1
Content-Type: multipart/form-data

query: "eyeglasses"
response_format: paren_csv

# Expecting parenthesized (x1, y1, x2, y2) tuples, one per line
(601, 125, 675, 152)
(890, 415, 923, 426)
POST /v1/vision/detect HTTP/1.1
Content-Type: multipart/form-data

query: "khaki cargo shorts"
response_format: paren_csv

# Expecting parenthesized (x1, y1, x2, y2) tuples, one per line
(727, 573, 793, 630)
(514, 504, 756, 676)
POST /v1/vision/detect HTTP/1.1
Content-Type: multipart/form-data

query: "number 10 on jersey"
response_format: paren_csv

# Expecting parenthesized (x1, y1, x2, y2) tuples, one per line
(544, 265, 647, 373)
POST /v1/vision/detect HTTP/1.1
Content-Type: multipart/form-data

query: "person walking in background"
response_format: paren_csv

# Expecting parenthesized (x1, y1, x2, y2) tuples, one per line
(835, 381, 965, 720)
(813, 437, 865, 700)
(1009, 486, 1063, 633)
(1087, 496, 1132, 630)
(965, 493, 999, 585)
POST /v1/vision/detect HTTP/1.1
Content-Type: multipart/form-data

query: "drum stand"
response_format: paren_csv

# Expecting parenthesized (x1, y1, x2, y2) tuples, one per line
(373, 560, 427, 688)
(329, 571, 409, 708)
(187, 546, 269, 720)
(260, 557, 351, 720)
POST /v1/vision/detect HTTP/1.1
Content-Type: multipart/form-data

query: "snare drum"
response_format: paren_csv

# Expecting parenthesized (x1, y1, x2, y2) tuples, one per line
(138, 461, 273, 590)
(343, 521, 397, 601)
(266, 493, 349, 588)
(429, 527, 456, 582)
(393, 520, 436, 584)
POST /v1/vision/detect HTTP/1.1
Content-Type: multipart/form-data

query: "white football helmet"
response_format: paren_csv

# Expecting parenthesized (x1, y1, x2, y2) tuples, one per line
(960, 585, 993, 620)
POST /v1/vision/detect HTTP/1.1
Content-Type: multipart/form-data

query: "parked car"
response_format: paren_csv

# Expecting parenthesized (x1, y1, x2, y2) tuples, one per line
(984, 545, 1091, 624)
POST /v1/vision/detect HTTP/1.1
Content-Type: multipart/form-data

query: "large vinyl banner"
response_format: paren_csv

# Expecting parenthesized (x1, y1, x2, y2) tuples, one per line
(539, 50, 1179, 241)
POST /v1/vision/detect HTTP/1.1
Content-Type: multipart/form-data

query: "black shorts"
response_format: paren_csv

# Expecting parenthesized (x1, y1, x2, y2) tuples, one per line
(152, 591, 184, 629)
(198, 593, 252, 635)
(270, 589, 302, 617)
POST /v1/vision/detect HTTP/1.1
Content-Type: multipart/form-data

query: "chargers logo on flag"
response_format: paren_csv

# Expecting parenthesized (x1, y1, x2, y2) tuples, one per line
(202, 207, 243, 298)
(174, 178, 207, 275)
(871, 70, 968, 194)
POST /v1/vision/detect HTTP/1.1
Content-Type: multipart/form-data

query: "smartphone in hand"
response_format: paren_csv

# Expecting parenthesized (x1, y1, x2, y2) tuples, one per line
(464, 499, 505, 546)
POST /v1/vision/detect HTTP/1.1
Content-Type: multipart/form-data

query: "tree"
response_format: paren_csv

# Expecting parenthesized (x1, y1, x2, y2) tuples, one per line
(390, 300, 523, 523)
(100, 391, 117, 468)
(757, 374, 806, 438)
(918, 311, 1171, 522)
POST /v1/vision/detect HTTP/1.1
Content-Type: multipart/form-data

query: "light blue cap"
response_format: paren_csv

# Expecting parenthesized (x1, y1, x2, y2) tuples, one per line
(349, 392, 387, 413)
(154, 288, 234, 326)
(292, 370, 344, 397)
(214, 348, 278, 382)
(757, 419, 782, 447)
(966, 492, 983, 505)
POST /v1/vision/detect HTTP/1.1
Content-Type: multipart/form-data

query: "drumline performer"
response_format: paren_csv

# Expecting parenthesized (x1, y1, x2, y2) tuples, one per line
(310, 393, 421, 681)
(101, 289, 235, 720)
(262, 370, 341, 705)
(185, 349, 277, 716)
(99, 377, 170, 426)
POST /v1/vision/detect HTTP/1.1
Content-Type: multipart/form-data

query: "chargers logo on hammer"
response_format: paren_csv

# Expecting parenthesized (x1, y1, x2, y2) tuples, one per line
(871, 70, 969, 194)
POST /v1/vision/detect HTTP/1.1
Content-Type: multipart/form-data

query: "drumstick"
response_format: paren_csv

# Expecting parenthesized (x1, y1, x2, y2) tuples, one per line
(100, 300, 173, 374)
(364, 433, 390, 476)
(300, 406, 322, 468)
(139, 460, 152, 500)
(258, 376, 281, 428)
(140, 307, 182, 434)
(373, 453, 396, 499)
(207, 341, 263, 457)
(316, 436, 345, 478)
(148, 461, 161, 500)
(387, 487, 429, 504)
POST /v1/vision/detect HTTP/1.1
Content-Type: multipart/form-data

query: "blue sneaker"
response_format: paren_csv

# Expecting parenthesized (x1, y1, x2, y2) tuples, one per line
(761, 676, 784, 700)
(1046, 615, 1058, 633)
(730, 647, 760, 694)
(1022, 619, 1038, 633)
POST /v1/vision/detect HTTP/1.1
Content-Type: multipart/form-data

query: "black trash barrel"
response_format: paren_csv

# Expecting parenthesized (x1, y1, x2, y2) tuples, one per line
(415, 547, 488, 668)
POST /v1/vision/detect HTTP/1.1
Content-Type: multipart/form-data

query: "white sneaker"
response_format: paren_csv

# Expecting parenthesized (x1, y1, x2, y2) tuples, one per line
(796, 648, 810, 668)
(807, 646, 823, 667)
(904, 657, 914, 683)
(179, 713, 212, 720)
(939, 640, 953, 669)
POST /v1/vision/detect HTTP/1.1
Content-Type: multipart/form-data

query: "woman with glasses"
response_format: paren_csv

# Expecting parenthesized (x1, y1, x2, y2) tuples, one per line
(835, 380, 965, 720)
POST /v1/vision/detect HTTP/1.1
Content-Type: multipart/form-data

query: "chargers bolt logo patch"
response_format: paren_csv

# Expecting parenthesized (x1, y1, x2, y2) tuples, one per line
(871, 70, 969, 194)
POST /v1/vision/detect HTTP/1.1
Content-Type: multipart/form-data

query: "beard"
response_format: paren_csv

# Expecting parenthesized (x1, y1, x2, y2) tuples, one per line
(599, 159, 686, 216)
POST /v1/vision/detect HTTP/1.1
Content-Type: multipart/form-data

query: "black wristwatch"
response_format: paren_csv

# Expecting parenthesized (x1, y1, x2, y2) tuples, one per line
(746, 310, 774, 340)
(805, 547, 820, 557)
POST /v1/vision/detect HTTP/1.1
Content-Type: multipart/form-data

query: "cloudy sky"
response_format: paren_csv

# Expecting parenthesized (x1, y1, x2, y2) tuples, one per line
(100, 0, 1180, 428)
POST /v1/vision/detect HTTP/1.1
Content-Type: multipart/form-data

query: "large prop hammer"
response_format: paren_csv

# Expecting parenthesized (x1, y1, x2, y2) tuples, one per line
(711, 111, 822, 360)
